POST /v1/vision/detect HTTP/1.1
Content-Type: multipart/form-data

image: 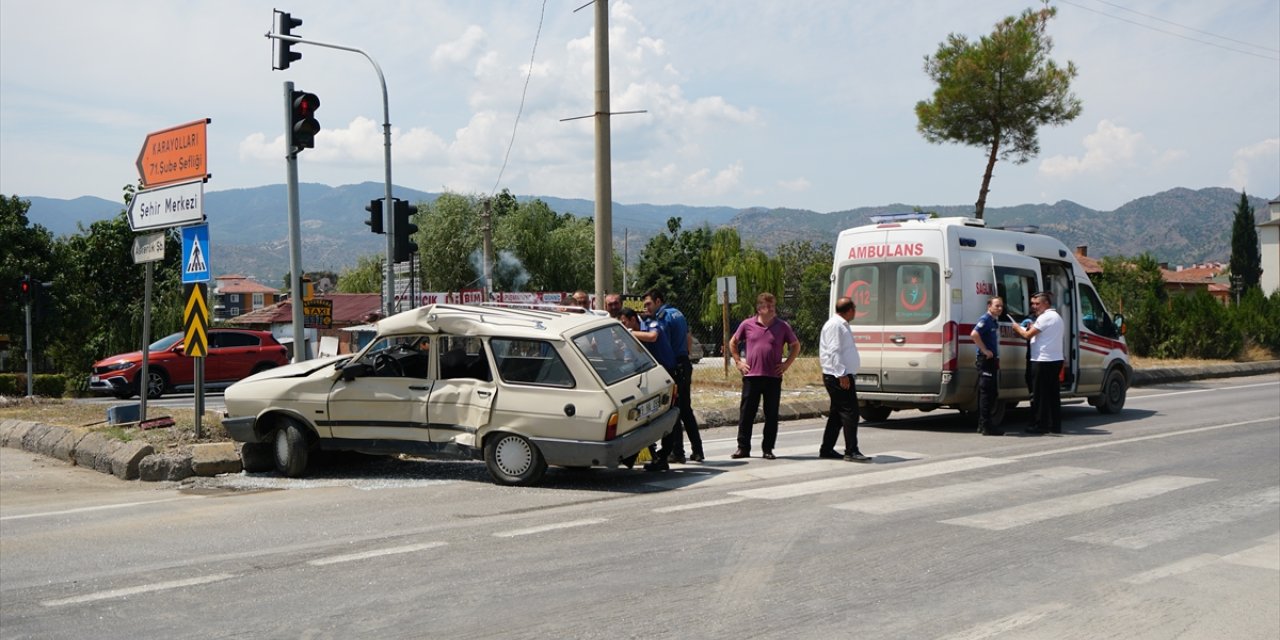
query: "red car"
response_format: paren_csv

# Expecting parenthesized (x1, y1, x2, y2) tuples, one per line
(89, 329, 288, 399)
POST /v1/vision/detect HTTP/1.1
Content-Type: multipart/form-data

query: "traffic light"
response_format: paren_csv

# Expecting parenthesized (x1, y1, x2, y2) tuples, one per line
(365, 199, 384, 234)
(290, 90, 321, 151)
(273, 10, 303, 70)
(18, 275, 32, 305)
(392, 198, 419, 263)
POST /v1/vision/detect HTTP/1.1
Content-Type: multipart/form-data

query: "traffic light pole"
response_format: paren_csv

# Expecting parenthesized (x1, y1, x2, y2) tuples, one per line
(23, 298, 32, 398)
(267, 32, 396, 317)
(284, 81, 307, 363)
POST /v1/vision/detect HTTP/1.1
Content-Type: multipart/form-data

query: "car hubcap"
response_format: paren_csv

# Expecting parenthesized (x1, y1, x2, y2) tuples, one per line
(494, 436, 532, 476)
(148, 373, 163, 396)
(275, 430, 289, 464)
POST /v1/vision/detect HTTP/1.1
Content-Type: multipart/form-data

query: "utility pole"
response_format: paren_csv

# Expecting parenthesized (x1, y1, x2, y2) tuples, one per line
(481, 198, 494, 300)
(622, 227, 629, 294)
(592, 0, 613, 309)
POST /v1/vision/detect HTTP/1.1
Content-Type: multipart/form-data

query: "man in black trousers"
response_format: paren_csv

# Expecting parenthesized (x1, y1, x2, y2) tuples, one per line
(818, 297, 872, 462)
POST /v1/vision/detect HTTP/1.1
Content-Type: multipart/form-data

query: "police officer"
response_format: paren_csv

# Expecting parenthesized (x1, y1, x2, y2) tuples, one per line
(970, 297, 1005, 436)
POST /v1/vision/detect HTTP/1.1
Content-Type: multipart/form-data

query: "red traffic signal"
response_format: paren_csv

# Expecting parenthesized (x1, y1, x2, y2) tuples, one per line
(290, 90, 321, 151)
(18, 275, 32, 303)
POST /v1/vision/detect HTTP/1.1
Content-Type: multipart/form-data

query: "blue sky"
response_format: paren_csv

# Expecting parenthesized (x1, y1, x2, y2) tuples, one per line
(1, 0, 1277, 214)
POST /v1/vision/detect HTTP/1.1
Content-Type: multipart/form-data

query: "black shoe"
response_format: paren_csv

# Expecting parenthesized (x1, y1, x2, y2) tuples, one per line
(1024, 428, 1044, 436)
(819, 449, 843, 459)
(731, 449, 750, 459)
(643, 459, 670, 472)
(844, 453, 873, 463)
(979, 428, 1005, 436)
(688, 453, 705, 463)
(668, 453, 687, 464)
(762, 451, 777, 460)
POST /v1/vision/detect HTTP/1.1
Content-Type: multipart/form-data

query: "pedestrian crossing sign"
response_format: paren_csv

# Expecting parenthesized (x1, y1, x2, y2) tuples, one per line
(181, 224, 210, 283)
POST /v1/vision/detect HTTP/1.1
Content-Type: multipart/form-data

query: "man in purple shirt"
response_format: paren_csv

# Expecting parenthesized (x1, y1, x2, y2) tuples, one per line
(728, 292, 801, 459)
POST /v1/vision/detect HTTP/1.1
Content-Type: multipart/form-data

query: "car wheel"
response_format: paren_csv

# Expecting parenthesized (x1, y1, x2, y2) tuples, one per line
(859, 406, 892, 422)
(240, 442, 274, 473)
(144, 370, 167, 399)
(1095, 368, 1127, 414)
(484, 432, 547, 486)
(273, 420, 312, 477)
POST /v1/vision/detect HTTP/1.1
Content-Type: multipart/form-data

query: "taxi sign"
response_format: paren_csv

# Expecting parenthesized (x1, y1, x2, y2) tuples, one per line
(137, 119, 209, 188)
(303, 298, 333, 329)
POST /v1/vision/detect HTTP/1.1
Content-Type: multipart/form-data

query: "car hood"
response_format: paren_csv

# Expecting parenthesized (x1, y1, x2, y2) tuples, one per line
(93, 351, 145, 367)
(238, 354, 349, 383)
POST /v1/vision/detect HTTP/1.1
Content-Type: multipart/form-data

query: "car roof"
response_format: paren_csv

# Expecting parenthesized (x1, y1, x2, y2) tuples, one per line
(375, 303, 615, 340)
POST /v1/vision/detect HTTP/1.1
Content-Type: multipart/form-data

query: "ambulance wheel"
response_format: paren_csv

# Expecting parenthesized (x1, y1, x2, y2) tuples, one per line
(860, 406, 892, 422)
(1094, 368, 1127, 414)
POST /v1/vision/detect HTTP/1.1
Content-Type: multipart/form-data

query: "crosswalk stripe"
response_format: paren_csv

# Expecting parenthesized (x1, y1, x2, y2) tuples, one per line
(933, 603, 1069, 640)
(308, 541, 448, 566)
(492, 518, 608, 538)
(644, 450, 925, 491)
(652, 497, 745, 513)
(1121, 554, 1221, 585)
(1221, 534, 1280, 571)
(1069, 486, 1280, 549)
(830, 466, 1108, 515)
(730, 456, 1012, 500)
(941, 476, 1214, 531)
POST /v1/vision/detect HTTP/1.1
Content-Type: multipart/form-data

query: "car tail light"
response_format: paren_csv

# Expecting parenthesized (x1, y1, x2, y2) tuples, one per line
(605, 413, 618, 440)
(942, 321, 957, 373)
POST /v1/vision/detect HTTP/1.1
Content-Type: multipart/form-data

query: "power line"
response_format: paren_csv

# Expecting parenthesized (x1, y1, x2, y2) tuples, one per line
(1056, 0, 1280, 61)
(491, 0, 548, 197)
(1084, 0, 1278, 53)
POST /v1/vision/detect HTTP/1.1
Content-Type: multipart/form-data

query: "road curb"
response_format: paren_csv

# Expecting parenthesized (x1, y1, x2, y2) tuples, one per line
(2, 361, 1276, 481)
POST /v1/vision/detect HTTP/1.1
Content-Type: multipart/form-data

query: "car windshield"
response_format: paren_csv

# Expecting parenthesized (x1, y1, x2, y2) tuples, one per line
(572, 324, 656, 385)
(149, 332, 183, 351)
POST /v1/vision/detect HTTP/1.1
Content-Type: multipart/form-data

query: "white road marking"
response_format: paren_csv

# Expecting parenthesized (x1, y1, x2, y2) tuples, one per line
(942, 476, 1214, 531)
(1069, 486, 1280, 549)
(1122, 554, 1221, 585)
(933, 602, 1069, 640)
(1221, 534, 1280, 571)
(41, 573, 235, 607)
(1009, 417, 1277, 461)
(492, 517, 608, 538)
(1, 496, 203, 522)
(646, 451, 926, 490)
(1130, 380, 1279, 402)
(731, 457, 1012, 500)
(652, 497, 745, 513)
(831, 466, 1108, 514)
(308, 541, 448, 566)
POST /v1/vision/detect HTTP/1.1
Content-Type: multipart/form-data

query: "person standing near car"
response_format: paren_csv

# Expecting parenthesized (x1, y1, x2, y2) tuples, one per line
(970, 297, 1005, 436)
(819, 297, 872, 462)
(642, 289, 704, 466)
(729, 292, 800, 460)
(1012, 291, 1064, 434)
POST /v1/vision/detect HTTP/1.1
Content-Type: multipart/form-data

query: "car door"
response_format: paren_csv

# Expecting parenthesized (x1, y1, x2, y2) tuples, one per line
(428, 335, 496, 449)
(325, 335, 433, 445)
(207, 331, 259, 383)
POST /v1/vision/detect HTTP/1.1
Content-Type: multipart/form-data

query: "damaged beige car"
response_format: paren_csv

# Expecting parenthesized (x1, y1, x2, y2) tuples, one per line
(221, 304, 678, 486)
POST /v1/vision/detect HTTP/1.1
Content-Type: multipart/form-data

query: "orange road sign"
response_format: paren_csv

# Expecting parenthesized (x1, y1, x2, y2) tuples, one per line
(137, 119, 209, 188)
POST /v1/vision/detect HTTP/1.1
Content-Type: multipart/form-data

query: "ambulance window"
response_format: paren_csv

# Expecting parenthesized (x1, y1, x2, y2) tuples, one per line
(995, 266, 1037, 321)
(890, 263, 939, 325)
(839, 265, 881, 326)
(1078, 284, 1115, 337)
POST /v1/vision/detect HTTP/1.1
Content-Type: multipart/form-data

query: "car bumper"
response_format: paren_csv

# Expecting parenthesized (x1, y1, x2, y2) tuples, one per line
(88, 375, 132, 395)
(222, 415, 262, 443)
(530, 407, 679, 469)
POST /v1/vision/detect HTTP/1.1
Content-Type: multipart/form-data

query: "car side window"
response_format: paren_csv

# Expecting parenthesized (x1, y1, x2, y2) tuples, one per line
(439, 335, 491, 381)
(359, 335, 431, 378)
(1078, 284, 1115, 337)
(217, 333, 260, 348)
(490, 338, 574, 388)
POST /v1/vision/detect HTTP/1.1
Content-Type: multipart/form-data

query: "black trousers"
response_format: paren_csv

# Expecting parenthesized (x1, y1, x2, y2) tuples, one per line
(977, 356, 1000, 432)
(821, 374, 860, 454)
(1030, 360, 1063, 432)
(670, 357, 702, 457)
(736, 376, 782, 452)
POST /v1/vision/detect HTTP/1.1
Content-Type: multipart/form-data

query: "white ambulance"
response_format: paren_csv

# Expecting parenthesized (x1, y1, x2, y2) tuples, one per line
(829, 214, 1131, 427)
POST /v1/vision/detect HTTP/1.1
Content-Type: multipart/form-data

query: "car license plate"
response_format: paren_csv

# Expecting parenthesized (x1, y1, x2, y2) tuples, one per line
(856, 374, 878, 386)
(636, 396, 662, 420)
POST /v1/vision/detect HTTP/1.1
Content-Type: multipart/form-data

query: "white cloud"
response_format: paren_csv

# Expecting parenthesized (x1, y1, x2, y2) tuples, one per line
(1039, 120, 1147, 178)
(778, 177, 811, 192)
(683, 161, 744, 197)
(1229, 138, 1280, 191)
(431, 25, 486, 69)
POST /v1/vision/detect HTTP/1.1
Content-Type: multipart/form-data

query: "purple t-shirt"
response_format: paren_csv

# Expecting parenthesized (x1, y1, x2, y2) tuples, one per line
(733, 316, 798, 378)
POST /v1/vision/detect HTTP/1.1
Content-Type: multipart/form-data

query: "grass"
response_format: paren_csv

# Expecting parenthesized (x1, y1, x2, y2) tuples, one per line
(0, 353, 1268, 448)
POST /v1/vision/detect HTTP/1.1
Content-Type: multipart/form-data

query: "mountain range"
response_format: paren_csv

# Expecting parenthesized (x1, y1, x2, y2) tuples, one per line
(21, 183, 1275, 286)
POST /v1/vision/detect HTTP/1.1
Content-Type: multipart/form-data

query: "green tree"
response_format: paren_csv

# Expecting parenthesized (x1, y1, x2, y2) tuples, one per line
(1228, 191, 1262, 297)
(633, 217, 713, 320)
(1161, 290, 1239, 359)
(337, 254, 385, 293)
(1095, 254, 1167, 357)
(1, 195, 58, 368)
(776, 240, 835, 348)
(417, 193, 482, 291)
(695, 228, 784, 349)
(915, 3, 1081, 219)
(494, 199, 600, 292)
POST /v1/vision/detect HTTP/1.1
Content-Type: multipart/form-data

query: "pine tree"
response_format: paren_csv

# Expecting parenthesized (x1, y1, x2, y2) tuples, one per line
(1229, 192, 1261, 296)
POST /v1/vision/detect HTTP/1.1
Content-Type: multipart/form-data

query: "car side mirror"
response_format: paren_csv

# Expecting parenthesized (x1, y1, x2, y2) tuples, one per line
(1113, 313, 1125, 336)
(339, 361, 372, 381)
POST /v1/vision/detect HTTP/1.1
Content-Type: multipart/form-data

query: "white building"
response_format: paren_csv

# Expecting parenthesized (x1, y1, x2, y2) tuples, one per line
(1260, 199, 1280, 295)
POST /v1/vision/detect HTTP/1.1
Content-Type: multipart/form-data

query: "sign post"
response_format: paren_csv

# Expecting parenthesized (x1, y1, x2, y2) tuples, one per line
(132, 232, 165, 422)
(717, 276, 738, 376)
(183, 283, 209, 438)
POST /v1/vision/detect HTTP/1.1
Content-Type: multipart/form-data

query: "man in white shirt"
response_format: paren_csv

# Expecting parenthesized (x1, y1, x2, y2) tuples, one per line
(1012, 291, 1064, 434)
(818, 297, 872, 462)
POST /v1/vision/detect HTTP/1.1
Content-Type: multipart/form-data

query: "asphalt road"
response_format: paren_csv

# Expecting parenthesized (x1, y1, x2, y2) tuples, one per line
(74, 392, 226, 413)
(3, 374, 1278, 639)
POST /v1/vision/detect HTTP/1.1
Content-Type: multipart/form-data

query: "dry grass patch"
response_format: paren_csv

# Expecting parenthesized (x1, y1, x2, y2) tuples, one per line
(0, 396, 228, 453)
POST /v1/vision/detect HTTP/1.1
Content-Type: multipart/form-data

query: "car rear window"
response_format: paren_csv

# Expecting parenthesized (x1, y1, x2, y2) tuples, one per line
(490, 338, 575, 388)
(572, 324, 657, 385)
(838, 262, 940, 326)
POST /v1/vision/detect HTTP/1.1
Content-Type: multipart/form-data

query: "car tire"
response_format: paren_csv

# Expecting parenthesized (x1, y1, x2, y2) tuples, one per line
(143, 370, 167, 400)
(859, 406, 893, 422)
(240, 442, 275, 473)
(273, 420, 312, 478)
(1094, 368, 1128, 414)
(484, 432, 547, 486)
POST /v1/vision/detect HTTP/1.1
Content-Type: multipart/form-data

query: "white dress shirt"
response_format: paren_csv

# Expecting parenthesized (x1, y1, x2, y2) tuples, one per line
(819, 314, 860, 377)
